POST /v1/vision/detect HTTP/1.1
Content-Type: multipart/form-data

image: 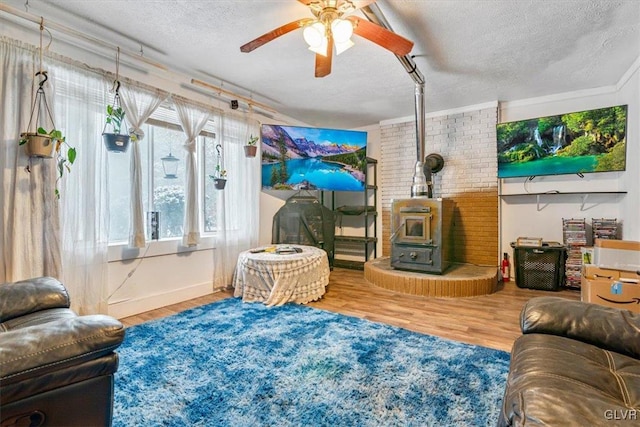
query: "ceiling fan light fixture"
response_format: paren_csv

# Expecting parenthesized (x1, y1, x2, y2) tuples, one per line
(335, 39, 354, 55)
(303, 21, 325, 48)
(331, 18, 353, 43)
(308, 36, 329, 56)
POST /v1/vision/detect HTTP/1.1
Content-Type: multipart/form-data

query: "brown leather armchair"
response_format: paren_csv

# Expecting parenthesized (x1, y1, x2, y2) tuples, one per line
(0, 277, 125, 427)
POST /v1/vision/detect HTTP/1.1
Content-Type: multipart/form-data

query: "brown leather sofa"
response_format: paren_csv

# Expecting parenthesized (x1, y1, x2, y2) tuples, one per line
(0, 277, 125, 427)
(498, 296, 640, 426)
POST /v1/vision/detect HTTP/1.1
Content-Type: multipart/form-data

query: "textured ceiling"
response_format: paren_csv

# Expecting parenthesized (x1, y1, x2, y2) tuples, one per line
(1, 0, 639, 128)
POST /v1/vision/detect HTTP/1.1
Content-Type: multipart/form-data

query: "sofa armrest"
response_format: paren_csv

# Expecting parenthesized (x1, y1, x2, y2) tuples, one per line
(0, 277, 70, 322)
(521, 296, 640, 359)
(0, 314, 125, 384)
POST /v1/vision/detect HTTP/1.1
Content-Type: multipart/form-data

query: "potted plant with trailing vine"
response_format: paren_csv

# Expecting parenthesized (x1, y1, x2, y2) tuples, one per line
(19, 71, 77, 199)
(244, 134, 259, 157)
(102, 81, 131, 153)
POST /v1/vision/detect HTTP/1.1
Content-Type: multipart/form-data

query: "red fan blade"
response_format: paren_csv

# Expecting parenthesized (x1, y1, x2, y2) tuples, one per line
(347, 16, 414, 56)
(240, 18, 313, 53)
(315, 34, 333, 77)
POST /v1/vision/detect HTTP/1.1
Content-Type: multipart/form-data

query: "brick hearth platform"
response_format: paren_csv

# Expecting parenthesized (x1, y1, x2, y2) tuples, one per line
(364, 257, 498, 298)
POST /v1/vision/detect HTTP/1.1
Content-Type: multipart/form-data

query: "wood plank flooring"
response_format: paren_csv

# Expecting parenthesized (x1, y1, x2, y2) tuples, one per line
(120, 267, 581, 353)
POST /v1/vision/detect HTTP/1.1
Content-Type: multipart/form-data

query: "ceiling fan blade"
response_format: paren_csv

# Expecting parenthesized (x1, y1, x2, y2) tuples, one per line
(315, 34, 333, 77)
(240, 18, 313, 53)
(347, 16, 414, 56)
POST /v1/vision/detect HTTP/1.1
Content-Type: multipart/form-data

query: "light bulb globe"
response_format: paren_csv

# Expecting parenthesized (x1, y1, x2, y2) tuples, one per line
(331, 19, 353, 43)
(303, 22, 325, 47)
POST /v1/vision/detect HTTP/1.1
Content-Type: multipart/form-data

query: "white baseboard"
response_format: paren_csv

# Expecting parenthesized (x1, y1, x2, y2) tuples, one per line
(108, 282, 213, 319)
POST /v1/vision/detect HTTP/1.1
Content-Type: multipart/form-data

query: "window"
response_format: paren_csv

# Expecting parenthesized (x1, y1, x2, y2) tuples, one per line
(203, 134, 218, 232)
(107, 104, 219, 244)
(107, 124, 151, 243)
(150, 125, 186, 239)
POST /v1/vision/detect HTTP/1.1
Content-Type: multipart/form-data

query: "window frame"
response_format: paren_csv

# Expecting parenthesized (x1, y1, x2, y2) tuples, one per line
(107, 116, 219, 262)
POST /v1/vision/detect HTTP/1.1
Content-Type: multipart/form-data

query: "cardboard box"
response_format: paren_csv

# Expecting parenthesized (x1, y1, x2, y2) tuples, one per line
(595, 239, 640, 251)
(593, 239, 640, 272)
(516, 236, 543, 247)
(581, 265, 640, 313)
(582, 265, 620, 280)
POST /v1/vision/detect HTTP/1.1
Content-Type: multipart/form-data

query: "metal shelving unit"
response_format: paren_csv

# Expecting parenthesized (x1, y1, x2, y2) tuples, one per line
(322, 158, 377, 270)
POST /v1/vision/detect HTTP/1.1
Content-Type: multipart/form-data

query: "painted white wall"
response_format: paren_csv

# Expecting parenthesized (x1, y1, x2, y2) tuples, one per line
(499, 59, 640, 259)
(107, 245, 214, 318)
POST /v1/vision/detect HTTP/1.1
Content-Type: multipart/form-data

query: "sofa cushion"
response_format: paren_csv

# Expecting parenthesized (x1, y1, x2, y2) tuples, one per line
(501, 333, 640, 426)
(520, 296, 640, 360)
(1, 307, 76, 331)
(0, 277, 70, 322)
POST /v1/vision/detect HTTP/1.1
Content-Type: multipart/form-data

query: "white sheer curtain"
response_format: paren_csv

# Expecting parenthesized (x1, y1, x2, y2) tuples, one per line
(212, 113, 260, 289)
(1, 37, 110, 314)
(0, 37, 61, 282)
(119, 85, 168, 248)
(51, 65, 111, 314)
(172, 95, 211, 246)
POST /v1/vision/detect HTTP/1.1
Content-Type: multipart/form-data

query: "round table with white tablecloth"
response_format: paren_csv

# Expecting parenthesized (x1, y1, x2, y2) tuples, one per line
(232, 245, 330, 306)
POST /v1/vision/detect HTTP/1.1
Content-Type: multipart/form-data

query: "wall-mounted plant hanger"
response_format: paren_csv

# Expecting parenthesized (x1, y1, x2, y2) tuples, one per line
(103, 47, 131, 153)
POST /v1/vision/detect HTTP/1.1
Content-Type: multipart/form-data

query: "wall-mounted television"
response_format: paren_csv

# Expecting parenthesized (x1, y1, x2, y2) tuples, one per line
(496, 105, 627, 179)
(261, 124, 368, 191)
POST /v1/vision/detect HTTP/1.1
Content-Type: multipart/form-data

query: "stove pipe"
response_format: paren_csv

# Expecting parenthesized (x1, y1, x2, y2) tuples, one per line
(411, 83, 430, 198)
(361, 4, 429, 198)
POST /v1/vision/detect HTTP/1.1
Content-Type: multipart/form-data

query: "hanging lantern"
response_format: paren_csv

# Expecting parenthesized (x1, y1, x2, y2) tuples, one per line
(161, 151, 180, 179)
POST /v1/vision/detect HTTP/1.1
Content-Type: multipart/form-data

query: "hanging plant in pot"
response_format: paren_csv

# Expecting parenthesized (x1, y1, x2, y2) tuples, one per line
(244, 105, 259, 158)
(244, 134, 259, 158)
(19, 70, 59, 158)
(209, 143, 227, 189)
(19, 71, 77, 199)
(103, 49, 130, 153)
(102, 88, 130, 153)
(211, 166, 227, 189)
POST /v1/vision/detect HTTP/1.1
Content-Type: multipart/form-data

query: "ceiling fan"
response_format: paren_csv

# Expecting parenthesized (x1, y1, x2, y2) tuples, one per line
(240, 0, 414, 78)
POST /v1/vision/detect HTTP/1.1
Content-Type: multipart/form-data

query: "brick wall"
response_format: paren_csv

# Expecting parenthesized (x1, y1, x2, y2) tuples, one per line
(380, 105, 499, 266)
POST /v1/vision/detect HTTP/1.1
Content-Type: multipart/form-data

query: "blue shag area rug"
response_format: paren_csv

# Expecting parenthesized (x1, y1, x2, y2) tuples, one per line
(113, 298, 510, 426)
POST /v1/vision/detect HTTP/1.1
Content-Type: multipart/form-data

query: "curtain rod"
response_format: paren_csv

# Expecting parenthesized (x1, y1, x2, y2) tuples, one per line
(190, 79, 277, 114)
(0, 3, 168, 71)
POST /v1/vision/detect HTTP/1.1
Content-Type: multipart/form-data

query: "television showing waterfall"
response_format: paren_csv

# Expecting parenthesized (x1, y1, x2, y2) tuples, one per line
(496, 105, 627, 178)
(261, 124, 368, 191)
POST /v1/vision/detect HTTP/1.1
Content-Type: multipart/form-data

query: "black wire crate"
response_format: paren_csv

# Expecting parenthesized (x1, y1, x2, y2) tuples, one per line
(511, 242, 567, 291)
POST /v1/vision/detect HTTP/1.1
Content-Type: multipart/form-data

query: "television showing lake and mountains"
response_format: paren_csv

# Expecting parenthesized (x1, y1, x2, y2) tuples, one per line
(497, 105, 627, 178)
(261, 124, 368, 191)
